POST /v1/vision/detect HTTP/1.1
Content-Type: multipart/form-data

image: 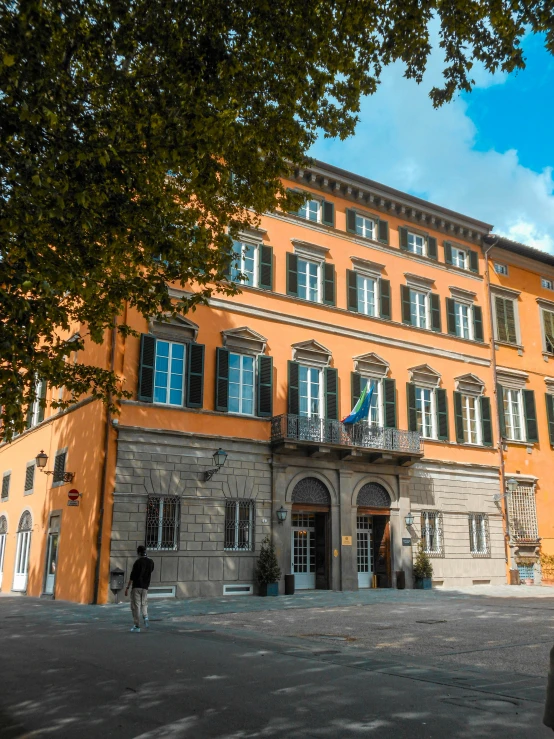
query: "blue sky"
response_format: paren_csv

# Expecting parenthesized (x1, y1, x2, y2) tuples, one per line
(311, 33, 554, 252)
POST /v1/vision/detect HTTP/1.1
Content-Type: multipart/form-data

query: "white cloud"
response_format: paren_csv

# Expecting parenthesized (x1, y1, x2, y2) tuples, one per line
(311, 46, 554, 252)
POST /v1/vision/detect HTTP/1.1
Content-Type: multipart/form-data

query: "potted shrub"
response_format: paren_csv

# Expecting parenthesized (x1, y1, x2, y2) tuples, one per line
(413, 543, 433, 589)
(256, 536, 281, 596)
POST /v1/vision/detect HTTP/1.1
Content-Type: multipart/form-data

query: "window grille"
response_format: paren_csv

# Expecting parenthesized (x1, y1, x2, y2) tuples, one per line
(224, 500, 255, 551)
(468, 513, 490, 556)
(145, 496, 179, 551)
(507, 485, 538, 543)
(0, 515, 7, 534)
(1, 473, 10, 500)
(24, 464, 35, 493)
(52, 452, 66, 483)
(17, 510, 33, 532)
(421, 511, 443, 556)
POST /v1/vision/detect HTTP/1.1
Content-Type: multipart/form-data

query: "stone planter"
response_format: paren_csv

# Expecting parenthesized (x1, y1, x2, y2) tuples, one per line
(258, 582, 279, 597)
(414, 577, 432, 590)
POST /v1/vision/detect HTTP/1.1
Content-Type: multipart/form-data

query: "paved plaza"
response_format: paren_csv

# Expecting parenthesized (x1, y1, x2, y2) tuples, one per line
(1, 586, 554, 738)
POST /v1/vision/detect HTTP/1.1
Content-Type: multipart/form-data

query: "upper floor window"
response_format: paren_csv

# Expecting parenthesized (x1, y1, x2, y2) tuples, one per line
(357, 275, 377, 317)
(298, 198, 320, 223)
(402, 285, 441, 332)
(461, 394, 481, 445)
(446, 299, 484, 342)
(354, 213, 375, 239)
(421, 511, 443, 556)
(497, 380, 538, 444)
(415, 387, 435, 438)
(228, 353, 255, 415)
(451, 246, 466, 269)
(27, 378, 47, 429)
(468, 513, 490, 556)
(493, 295, 518, 344)
(407, 376, 448, 441)
(408, 232, 426, 256)
(410, 289, 428, 329)
(299, 365, 322, 419)
(494, 262, 508, 276)
(543, 308, 554, 354)
(503, 388, 524, 441)
(454, 302, 471, 339)
(297, 258, 320, 302)
(231, 241, 258, 286)
(146, 495, 179, 551)
(361, 378, 383, 426)
(542, 278, 554, 291)
(224, 500, 255, 551)
(1, 472, 10, 501)
(444, 242, 479, 273)
(154, 340, 185, 406)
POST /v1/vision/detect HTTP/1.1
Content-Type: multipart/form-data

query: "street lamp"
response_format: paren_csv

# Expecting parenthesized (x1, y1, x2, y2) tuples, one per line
(506, 478, 519, 494)
(35, 450, 74, 483)
(204, 448, 228, 481)
(405, 512, 414, 527)
(276, 506, 288, 524)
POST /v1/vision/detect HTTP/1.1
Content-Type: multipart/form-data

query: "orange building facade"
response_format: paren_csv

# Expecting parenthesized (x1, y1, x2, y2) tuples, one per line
(3, 160, 545, 604)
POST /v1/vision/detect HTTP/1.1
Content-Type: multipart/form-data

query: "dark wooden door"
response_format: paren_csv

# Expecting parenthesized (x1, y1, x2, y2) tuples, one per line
(314, 512, 329, 589)
(373, 515, 391, 587)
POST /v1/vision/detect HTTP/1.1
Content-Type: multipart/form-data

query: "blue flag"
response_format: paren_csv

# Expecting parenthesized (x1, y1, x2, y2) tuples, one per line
(342, 383, 374, 424)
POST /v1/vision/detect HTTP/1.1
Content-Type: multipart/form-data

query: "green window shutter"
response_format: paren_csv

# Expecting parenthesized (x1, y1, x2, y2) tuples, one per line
(323, 263, 336, 306)
(259, 245, 273, 290)
(446, 298, 457, 335)
(346, 209, 356, 233)
(444, 241, 453, 264)
(347, 270, 358, 312)
(37, 380, 47, 423)
(286, 187, 301, 215)
(523, 389, 538, 443)
(383, 378, 396, 429)
(497, 384, 506, 438)
(257, 355, 273, 417)
(453, 391, 464, 443)
(480, 396, 493, 447)
(399, 226, 408, 251)
(379, 279, 391, 320)
(505, 299, 517, 344)
(543, 310, 554, 353)
(545, 393, 554, 445)
(138, 334, 156, 402)
(406, 382, 417, 432)
(430, 293, 441, 332)
(401, 285, 412, 325)
(322, 201, 334, 226)
(473, 305, 484, 342)
(26, 404, 33, 429)
(378, 219, 389, 244)
(436, 388, 449, 440)
(325, 367, 339, 420)
(428, 236, 438, 260)
(215, 347, 229, 412)
(469, 249, 479, 273)
(223, 243, 236, 279)
(286, 253, 298, 297)
(186, 343, 205, 408)
(351, 372, 362, 409)
(288, 361, 300, 415)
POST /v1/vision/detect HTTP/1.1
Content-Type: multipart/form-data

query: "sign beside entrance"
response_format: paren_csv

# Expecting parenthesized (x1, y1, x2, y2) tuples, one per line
(67, 500, 79, 507)
(402, 537, 412, 546)
(341, 535, 352, 546)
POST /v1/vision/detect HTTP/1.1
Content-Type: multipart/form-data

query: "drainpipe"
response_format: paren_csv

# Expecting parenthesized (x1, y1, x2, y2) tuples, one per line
(92, 317, 118, 604)
(483, 239, 511, 573)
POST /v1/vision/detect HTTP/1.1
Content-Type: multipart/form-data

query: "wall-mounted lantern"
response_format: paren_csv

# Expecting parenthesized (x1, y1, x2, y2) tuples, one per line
(276, 506, 288, 525)
(35, 450, 74, 483)
(404, 512, 414, 527)
(204, 448, 228, 481)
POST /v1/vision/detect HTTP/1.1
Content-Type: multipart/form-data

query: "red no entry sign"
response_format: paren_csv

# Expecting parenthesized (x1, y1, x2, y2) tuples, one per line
(68, 489, 80, 501)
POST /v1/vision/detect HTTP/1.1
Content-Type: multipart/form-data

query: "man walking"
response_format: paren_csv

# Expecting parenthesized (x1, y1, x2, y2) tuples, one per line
(125, 545, 155, 633)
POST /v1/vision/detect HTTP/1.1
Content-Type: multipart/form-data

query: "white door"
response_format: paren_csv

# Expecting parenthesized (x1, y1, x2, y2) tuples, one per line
(0, 534, 6, 590)
(13, 531, 31, 591)
(357, 515, 373, 589)
(291, 512, 316, 589)
(44, 533, 59, 595)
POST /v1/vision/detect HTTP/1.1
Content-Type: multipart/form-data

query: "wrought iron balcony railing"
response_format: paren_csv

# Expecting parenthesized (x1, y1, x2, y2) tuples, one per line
(270, 414, 423, 455)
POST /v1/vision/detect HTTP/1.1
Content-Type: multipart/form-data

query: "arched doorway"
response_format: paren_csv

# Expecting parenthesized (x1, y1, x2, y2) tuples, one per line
(13, 510, 32, 592)
(291, 477, 331, 590)
(356, 483, 391, 589)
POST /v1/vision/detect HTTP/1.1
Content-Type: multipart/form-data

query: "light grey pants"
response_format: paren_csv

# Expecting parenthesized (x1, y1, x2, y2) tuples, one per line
(131, 587, 148, 627)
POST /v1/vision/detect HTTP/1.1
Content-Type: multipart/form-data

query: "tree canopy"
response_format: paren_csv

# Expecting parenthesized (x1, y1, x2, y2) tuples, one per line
(1, 0, 553, 437)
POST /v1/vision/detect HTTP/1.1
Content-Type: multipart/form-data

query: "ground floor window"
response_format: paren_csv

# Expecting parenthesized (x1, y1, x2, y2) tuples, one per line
(507, 484, 538, 543)
(468, 513, 490, 556)
(145, 496, 180, 551)
(13, 510, 32, 591)
(421, 510, 443, 556)
(224, 500, 255, 551)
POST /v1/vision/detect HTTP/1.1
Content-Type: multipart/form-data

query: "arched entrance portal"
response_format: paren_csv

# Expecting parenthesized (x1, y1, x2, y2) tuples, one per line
(291, 477, 331, 590)
(356, 483, 391, 589)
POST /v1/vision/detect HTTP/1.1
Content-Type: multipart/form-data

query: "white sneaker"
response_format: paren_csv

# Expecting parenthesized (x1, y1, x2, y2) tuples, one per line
(130, 626, 141, 632)
(144, 618, 149, 629)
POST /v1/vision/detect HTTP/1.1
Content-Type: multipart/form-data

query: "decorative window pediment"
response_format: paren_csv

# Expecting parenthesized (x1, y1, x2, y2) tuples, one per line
(353, 352, 389, 378)
(455, 373, 485, 395)
(350, 256, 385, 278)
(496, 366, 528, 390)
(149, 314, 199, 343)
(292, 339, 332, 367)
(449, 286, 477, 304)
(222, 327, 267, 355)
(404, 273, 435, 291)
(545, 376, 554, 395)
(291, 239, 329, 261)
(409, 364, 441, 387)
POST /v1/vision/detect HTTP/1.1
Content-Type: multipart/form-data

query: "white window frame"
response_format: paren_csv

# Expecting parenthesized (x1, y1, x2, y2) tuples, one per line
(415, 386, 436, 439)
(453, 301, 473, 340)
(421, 511, 443, 556)
(231, 240, 259, 287)
(451, 246, 467, 270)
(153, 339, 186, 407)
(468, 513, 490, 556)
(299, 364, 323, 420)
(461, 393, 482, 445)
(30, 378, 46, 427)
(357, 274, 377, 316)
(407, 231, 427, 257)
(503, 388, 524, 442)
(355, 213, 376, 240)
(224, 500, 255, 551)
(410, 289, 429, 329)
(297, 257, 322, 303)
(228, 352, 256, 416)
(298, 198, 322, 223)
(542, 278, 554, 291)
(0, 530, 6, 590)
(362, 377, 383, 427)
(13, 513, 32, 592)
(494, 262, 508, 276)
